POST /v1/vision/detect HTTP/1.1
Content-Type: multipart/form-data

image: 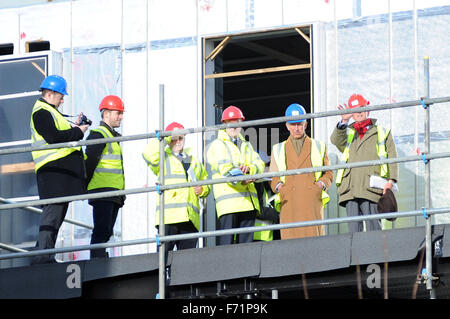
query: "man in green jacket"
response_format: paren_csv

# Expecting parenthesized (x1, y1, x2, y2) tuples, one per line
(330, 93, 398, 233)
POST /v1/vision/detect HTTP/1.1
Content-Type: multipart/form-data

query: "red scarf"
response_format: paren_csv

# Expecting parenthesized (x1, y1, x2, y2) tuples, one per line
(353, 119, 372, 139)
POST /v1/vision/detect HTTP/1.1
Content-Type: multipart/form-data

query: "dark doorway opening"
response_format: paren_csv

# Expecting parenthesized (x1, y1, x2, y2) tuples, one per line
(203, 26, 313, 246)
(205, 26, 313, 158)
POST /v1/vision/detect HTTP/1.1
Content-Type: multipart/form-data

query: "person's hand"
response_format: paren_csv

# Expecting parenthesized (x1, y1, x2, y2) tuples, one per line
(275, 182, 285, 193)
(239, 165, 250, 174)
(383, 181, 394, 195)
(241, 179, 255, 185)
(75, 113, 82, 125)
(337, 104, 353, 124)
(193, 186, 203, 196)
(315, 180, 325, 190)
(72, 113, 90, 133)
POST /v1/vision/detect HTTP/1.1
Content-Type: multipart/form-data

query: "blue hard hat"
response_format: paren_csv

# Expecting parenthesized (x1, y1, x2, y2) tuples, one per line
(285, 103, 306, 123)
(39, 75, 68, 95)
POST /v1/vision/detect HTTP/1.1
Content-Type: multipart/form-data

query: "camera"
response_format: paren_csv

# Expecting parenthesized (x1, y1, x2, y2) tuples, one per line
(80, 113, 92, 126)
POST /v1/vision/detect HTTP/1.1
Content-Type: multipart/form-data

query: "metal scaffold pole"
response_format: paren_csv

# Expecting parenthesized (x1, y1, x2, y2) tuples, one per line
(158, 84, 166, 299)
(423, 56, 435, 299)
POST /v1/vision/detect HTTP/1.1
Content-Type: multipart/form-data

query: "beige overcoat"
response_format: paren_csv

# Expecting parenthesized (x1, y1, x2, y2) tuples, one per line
(269, 136, 334, 240)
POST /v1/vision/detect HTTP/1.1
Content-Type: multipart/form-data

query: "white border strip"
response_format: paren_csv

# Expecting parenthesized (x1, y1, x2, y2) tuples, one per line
(0, 139, 31, 148)
(0, 91, 40, 101)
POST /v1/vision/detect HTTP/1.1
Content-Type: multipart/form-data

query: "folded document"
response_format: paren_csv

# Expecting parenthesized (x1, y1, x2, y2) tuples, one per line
(369, 175, 398, 192)
(227, 167, 244, 176)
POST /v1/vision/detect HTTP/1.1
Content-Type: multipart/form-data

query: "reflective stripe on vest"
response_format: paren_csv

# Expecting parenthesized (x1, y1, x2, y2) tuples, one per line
(207, 130, 261, 218)
(335, 125, 390, 186)
(30, 99, 81, 172)
(87, 126, 125, 191)
(272, 138, 330, 208)
(154, 151, 203, 230)
(254, 219, 273, 241)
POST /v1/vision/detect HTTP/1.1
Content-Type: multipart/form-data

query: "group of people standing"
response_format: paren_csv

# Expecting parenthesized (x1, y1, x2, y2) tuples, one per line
(30, 74, 398, 264)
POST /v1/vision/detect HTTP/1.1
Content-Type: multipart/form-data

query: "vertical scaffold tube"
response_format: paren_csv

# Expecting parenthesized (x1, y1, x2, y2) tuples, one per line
(158, 84, 166, 299)
(423, 57, 435, 299)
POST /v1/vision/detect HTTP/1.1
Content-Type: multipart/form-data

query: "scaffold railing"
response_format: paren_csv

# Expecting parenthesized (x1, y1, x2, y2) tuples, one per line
(0, 96, 448, 157)
(1, 206, 449, 262)
(1, 74, 450, 299)
(0, 150, 449, 210)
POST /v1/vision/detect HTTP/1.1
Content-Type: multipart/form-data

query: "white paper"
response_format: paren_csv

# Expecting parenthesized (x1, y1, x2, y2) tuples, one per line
(370, 175, 398, 192)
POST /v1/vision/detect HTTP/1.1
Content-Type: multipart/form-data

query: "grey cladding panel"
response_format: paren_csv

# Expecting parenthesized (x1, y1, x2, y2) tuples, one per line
(170, 242, 263, 286)
(351, 227, 425, 265)
(260, 234, 352, 277)
(0, 262, 81, 299)
(83, 253, 159, 281)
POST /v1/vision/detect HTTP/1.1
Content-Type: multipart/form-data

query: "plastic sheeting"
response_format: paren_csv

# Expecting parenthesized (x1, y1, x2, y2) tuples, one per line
(324, 6, 450, 232)
(0, 0, 449, 260)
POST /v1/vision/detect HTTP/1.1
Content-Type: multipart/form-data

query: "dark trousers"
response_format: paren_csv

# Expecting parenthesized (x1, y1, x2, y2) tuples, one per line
(32, 203, 69, 264)
(345, 199, 382, 233)
(90, 201, 120, 258)
(157, 221, 198, 260)
(217, 210, 256, 245)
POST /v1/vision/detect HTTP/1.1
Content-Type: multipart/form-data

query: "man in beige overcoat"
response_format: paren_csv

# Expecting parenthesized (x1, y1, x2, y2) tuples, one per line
(330, 93, 398, 233)
(270, 103, 334, 239)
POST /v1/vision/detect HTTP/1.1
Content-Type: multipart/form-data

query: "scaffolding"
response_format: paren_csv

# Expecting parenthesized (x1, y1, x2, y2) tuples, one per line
(1, 55, 450, 298)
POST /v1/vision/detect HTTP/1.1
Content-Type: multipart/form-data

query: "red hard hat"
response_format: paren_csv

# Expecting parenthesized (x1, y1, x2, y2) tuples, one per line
(99, 95, 125, 112)
(165, 122, 184, 132)
(348, 94, 370, 108)
(221, 105, 245, 123)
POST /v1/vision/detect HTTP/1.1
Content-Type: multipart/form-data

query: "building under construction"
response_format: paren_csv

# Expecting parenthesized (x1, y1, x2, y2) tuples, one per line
(0, 0, 450, 299)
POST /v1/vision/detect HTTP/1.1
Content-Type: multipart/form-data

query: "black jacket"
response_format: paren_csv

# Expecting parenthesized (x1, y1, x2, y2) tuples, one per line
(32, 98, 86, 200)
(255, 181, 279, 222)
(85, 121, 125, 207)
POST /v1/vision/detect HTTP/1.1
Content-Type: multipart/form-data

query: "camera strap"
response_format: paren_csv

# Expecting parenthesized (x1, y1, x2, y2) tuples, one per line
(61, 112, 87, 125)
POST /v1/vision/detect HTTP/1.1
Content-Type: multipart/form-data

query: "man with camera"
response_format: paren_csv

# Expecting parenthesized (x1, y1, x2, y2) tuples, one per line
(85, 95, 126, 258)
(30, 75, 90, 264)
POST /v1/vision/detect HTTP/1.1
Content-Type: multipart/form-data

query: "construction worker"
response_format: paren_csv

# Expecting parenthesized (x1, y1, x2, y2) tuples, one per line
(85, 95, 125, 258)
(206, 106, 265, 245)
(30, 75, 90, 264)
(142, 122, 209, 254)
(331, 93, 398, 233)
(270, 103, 334, 240)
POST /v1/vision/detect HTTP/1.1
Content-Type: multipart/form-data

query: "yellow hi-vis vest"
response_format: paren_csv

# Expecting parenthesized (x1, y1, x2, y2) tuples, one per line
(87, 126, 125, 191)
(142, 138, 210, 230)
(272, 138, 330, 208)
(335, 125, 390, 186)
(254, 188, 278, 241)
(206, 130, 265, 218)
(30, 99, 82, 172)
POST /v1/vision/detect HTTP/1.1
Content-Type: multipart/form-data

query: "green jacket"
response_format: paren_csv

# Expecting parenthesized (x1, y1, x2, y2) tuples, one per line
(330, 119, 398, 206)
